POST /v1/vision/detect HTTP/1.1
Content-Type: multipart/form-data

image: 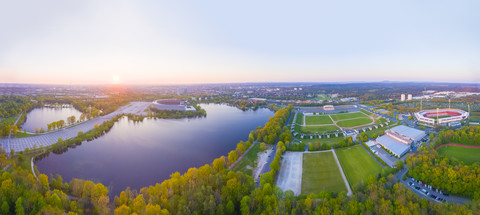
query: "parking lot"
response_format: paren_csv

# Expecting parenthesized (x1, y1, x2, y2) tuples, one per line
(370, 145, 398, 167)
(407, 177, 448, 203)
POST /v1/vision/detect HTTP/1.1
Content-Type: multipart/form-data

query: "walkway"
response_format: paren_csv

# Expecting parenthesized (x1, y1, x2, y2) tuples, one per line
(434, 143, 480, 150)
(7, 111, 23, 139)
(331, 149, 353, 196)
(0, 102, 151, 153)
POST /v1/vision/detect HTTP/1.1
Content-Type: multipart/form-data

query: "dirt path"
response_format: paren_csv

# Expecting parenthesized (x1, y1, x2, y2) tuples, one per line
(253, 148, 273, 182)
(435, 143, 480, 150)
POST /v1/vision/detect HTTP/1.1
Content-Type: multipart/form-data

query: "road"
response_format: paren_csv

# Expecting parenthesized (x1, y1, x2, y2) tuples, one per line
(0, 102, 151, 153)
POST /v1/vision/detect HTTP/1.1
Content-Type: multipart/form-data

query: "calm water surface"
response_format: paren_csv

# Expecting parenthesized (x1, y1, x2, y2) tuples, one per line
(35, 104, 273, 195)
(22, 106, 83, 132)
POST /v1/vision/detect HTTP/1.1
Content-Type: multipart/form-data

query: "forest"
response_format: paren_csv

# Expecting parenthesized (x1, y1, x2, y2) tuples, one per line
(407, 126, 480, 199)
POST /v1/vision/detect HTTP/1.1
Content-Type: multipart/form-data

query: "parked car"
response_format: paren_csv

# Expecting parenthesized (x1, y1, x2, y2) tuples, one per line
(415, 186, 420, 190)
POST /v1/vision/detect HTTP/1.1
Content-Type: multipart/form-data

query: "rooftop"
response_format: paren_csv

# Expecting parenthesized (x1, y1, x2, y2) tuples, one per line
(376, 135, 411, 156)
(389, 125, 426, 142)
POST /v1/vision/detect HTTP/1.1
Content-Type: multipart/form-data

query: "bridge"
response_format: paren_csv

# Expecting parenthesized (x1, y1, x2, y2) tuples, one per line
(0, 102, 151, 153)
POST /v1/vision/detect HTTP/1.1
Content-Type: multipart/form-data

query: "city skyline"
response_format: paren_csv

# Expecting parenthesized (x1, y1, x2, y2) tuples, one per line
(1, 0, 479, 85)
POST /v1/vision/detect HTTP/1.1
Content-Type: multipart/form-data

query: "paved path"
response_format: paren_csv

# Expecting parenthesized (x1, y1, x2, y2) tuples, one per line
(434, 143, 480, 150)
(0, 102, 151, 153)
(7, 111, 23, 139)
(331, 149, 353, 196)
(229, 141, 258, 170)
(359, 142, 386, 168)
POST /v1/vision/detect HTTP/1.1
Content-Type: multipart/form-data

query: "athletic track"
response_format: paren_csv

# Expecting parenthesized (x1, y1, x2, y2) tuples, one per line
(434, 143, 480, 151)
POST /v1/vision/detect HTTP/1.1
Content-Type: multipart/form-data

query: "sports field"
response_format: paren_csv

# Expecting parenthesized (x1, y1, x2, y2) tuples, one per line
(437, 145, 480, 165)
(305, 115, 333, 125)
(336, 145, 384, 187)
(301, 125, 340, 133)
(330, 112, 366, 121)
(336, 118, 373, 127)
(302, 152, 347, 194)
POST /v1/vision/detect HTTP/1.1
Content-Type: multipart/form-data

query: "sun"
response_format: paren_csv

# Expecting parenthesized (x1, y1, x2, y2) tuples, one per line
(113, 75, 120, 83)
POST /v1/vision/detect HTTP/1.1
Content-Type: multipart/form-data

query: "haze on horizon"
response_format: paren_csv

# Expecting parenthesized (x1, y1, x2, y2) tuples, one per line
(1, 0, 479, 85)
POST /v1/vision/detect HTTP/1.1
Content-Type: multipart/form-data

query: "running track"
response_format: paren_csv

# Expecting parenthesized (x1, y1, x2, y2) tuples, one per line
(434, 143, 480, 151)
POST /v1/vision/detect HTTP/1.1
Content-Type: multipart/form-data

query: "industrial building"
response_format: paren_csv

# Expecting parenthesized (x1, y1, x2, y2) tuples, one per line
(375, 125, 426, 157)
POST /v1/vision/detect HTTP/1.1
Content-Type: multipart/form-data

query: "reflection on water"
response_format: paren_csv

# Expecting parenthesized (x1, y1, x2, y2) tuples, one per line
(22, 106, 83, 132)
(35, 104, 274, 196)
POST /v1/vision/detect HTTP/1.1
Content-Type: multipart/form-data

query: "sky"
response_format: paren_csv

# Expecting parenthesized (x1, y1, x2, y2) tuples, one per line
(0, 0, 479, 85)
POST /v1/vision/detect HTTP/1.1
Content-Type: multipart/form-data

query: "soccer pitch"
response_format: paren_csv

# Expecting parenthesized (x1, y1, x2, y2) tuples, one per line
(336, 118, 373, 127)
(335, 145, 384, 187)
(305, 115, 334, 125)
(302, 152, 347, 194)
(330, 112, 367, 121)
(301, 125, 340, 133)
(437, 145, 480, 165)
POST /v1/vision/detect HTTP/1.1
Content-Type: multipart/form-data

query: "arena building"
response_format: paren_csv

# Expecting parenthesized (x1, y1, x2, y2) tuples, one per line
(375, 125, 426, 157)
(150, 99, 189, 112)
(414, 108, 469, 127)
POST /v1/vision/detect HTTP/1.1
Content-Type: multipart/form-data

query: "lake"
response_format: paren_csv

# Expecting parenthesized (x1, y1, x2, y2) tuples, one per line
(22, 106, 83, 132)
(35, 104, 274, 196)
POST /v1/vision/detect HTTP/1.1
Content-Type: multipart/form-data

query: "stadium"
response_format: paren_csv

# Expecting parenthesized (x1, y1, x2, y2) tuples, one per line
(150, 99, 188, 112)
(414, 108, 469, 127)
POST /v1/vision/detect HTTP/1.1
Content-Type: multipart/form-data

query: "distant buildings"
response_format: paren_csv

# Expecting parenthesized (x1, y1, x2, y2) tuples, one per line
(401, 94, 405, 101)
(407, 94, 412, 101)
(375, 125, 426, 157)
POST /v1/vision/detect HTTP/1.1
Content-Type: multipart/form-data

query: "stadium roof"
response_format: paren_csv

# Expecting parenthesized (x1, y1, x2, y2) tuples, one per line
(390, 125, 426, 142)
(376, 135, 410, 156)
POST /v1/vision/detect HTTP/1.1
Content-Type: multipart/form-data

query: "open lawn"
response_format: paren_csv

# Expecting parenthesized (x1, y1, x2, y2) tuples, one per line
(331, 112, 367, 121)
(336, 118, 373, 127)
(437, 145, 480, 165)
(300, 136, 345, 146)
(301, 125, 340, 133)
(375, 117, 388, 124)
(231, 142, 262, 176)
(305, 115, 333, 125)
(302, 152, 347, 194)
(336, 145, 384, 187)
(296, 113, 304, 125)
(360, 109, 376, 117)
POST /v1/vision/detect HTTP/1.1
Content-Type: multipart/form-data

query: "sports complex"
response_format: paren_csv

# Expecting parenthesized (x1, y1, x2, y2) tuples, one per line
(275, 145, 387, 195)
(291, 105, 390, 139)
(414, 108, 469, 127)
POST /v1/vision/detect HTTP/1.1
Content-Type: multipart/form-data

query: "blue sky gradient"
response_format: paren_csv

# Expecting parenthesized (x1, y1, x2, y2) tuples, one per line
(1, 0, 479, 84)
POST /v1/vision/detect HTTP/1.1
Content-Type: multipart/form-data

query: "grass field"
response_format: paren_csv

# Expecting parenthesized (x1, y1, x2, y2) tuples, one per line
(231, 142, 264, 176)
(296, 113, 304, 125)
(305, 115, 333, 125)
(330, 112, 367, 121)
(302, 152, 347, 194)
(336, 118, 373, 127)
(336, 145, 384, 187)
(300, 136, 345, 146)
(360, 109, 376, 117)
(301, 125, 340, 133)
(437, 145, 480, 165)
(375, 117, 388, 124)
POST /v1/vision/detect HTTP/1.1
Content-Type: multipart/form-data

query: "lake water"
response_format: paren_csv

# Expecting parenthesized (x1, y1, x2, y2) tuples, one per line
(35, 104, 273, 196)
(22, 106, 83, 132)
